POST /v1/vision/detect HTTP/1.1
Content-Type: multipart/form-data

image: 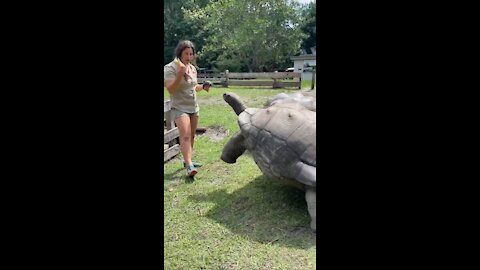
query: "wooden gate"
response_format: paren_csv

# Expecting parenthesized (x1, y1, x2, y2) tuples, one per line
(164, 100, 180, 162)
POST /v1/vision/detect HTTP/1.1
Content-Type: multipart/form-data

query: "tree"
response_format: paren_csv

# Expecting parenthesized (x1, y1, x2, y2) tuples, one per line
(184, 0, 307, 72)
(163, 0, 212, 65)
(299, 1, 316, 54)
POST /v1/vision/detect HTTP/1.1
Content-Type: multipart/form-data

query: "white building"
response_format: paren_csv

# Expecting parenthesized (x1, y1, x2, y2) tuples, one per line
(290, 47, 316, 81)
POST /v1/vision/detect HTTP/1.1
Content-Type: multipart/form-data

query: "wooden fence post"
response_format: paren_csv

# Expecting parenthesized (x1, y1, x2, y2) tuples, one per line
(164, 100, 178, 147)
(164, 100, 181, 162)
(311, 67, 316, 90)
(272, 70, 281, 88)
(224, 70, 229, 87)
(299, 73, 302, 89)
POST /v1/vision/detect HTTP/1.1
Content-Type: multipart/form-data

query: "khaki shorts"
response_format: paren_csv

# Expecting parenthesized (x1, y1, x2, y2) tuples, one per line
(171, 107, 199, 119)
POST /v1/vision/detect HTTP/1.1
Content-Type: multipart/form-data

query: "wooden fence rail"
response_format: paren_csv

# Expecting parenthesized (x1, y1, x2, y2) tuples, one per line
(197, 70, 302, 89)
(164, 100, 180, 162)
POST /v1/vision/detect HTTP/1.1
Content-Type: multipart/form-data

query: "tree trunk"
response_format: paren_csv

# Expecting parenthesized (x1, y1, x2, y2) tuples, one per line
(246, 62, 253, 73)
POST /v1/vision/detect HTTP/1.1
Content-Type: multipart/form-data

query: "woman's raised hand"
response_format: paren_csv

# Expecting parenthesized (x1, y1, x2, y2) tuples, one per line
(175, 58, 187, 76)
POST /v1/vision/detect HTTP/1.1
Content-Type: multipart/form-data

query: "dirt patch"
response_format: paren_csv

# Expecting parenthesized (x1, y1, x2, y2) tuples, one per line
(198, 125, 230, 142)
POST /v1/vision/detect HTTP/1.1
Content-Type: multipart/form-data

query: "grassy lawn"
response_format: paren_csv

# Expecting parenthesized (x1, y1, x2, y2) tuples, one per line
(164, 84, 316, 269)
(196, 79, 314, 90)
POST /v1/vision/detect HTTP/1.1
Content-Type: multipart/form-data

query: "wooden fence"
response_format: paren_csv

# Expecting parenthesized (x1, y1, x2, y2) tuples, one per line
(164, 100, 180, 162)
(197, 70, 302, 89)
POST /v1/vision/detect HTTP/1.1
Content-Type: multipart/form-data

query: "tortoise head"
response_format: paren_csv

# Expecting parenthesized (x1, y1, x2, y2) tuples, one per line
(223, 92, 247, 116)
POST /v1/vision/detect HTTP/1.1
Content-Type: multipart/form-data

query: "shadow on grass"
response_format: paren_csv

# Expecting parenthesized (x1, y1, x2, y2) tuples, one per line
(188, 175, 316, 249)
(164, 167, 197, 184)
(164, 166, 183, 179)
(163, 158, 196, 184)
(164, 159, 211, 184)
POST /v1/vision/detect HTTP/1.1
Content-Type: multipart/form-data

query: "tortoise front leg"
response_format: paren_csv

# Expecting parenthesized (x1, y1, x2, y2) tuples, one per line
(305, 187, 316, 233)
(221, 132, 246, 163)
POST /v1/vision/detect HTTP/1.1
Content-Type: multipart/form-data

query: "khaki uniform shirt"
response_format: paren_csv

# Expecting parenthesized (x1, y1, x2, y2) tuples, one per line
(164, 60, 199, 113)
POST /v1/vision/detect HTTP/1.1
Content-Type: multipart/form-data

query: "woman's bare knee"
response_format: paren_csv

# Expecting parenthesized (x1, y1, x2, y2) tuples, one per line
(182, 135, 191, 143)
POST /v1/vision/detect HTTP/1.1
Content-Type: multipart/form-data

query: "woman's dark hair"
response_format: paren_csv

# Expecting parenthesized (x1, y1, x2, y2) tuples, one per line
(175, 40, 196, 59)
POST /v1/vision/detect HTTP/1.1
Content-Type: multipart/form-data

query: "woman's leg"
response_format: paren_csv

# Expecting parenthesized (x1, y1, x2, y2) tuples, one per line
(175, 115, 193, 166)
(189, 115, 199, 149)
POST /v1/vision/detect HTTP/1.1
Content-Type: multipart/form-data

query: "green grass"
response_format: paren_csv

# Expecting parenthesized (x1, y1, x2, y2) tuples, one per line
(164, 80, 313, 99)
(164, 85, 316, 270)
(301, 79, 314, 90)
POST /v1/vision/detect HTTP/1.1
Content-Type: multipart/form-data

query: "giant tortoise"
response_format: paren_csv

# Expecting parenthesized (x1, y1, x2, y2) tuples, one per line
(265, 91, 316, 112)
(221, 92, 316, 232)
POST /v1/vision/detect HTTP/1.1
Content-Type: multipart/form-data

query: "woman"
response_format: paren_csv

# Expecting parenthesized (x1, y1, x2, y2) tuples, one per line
(164, 40, 211, 177)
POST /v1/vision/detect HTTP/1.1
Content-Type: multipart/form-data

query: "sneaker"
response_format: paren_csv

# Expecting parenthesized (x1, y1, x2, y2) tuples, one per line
(183, 161, 203, 168)
(186, 164, 198, 177)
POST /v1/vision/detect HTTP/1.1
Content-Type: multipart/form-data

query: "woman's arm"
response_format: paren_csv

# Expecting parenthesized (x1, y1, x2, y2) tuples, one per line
(165, 75, 183, 95)
(194, 84, 204, 92)
(195, 81, 211, 92)
(165, 61, 187, 94)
